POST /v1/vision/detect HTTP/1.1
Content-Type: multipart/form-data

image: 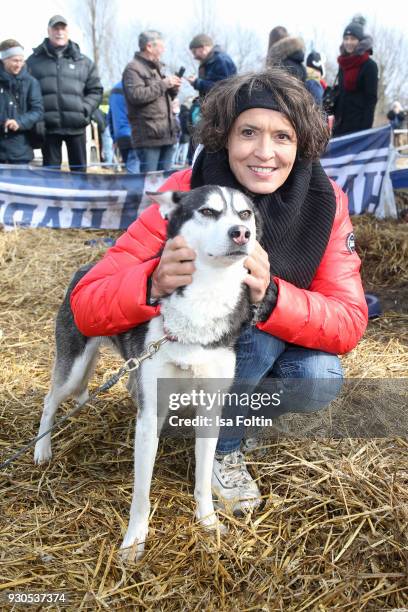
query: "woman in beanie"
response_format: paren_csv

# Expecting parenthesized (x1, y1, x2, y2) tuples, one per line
(0, 39, 43, 163)
(332, 16, 378, 137)
(71, 69, 367, 522)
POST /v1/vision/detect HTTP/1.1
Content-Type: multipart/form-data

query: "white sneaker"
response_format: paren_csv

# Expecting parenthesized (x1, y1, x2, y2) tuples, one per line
(211, 450, 262, 515)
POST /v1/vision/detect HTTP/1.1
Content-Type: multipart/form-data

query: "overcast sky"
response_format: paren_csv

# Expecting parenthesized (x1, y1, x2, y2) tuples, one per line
(2, 0, 407, 70)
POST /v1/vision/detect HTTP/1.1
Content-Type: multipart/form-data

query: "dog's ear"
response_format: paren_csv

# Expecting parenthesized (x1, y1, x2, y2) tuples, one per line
(146, 191, 185, 219)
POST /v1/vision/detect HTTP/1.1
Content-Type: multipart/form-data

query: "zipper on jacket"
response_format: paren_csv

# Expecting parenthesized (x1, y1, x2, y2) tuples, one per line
(6, 100, 15, 137)
(56, 56, 64, 128)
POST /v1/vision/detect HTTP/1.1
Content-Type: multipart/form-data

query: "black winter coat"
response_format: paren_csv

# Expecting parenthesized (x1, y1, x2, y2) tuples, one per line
(26, 39, 103, 135)
(0, 63, 43, 162)
(333, 58, 378, 137)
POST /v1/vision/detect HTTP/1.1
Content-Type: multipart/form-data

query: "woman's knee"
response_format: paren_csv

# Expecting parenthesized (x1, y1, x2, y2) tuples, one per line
(273, 349, 343, 379)
(272, 349, 343, 413)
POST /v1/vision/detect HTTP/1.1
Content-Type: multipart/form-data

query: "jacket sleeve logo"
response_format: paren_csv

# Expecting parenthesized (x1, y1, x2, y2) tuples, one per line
(346, 232, 355, 253)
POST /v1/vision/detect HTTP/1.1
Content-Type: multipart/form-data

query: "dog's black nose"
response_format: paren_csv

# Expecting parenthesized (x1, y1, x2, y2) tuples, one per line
(228, 225, 251, 246)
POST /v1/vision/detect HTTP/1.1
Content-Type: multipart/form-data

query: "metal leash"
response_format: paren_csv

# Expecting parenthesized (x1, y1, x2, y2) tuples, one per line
(0, 336, 169, 471)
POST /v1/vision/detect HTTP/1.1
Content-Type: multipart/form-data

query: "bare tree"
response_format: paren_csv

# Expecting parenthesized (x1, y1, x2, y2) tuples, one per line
(192, 0, 218, 39)
(109, 19, 148, 85)
(370, 23, 408, 118)
(77, 0, 117, 86)
(223, 26, 264, 72)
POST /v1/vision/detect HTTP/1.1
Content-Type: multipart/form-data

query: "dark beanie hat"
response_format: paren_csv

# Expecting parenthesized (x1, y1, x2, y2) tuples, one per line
(343, 16, 365, 40)
(189, 34, 213, 49)
(306, 51, 323, 75)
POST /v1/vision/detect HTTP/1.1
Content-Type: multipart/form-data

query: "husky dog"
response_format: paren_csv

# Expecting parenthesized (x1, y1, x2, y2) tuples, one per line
(34, 185, 262, 561)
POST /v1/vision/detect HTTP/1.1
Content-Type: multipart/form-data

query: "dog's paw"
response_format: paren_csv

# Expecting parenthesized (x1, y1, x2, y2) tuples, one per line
(196, 512, 228, 534)
(119, 527, 148, 562)
(119, 541, 145, 563)
(34, 440, 52, 464)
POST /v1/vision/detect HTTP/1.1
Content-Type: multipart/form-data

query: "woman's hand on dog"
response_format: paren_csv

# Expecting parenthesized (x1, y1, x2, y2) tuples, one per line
(244, 241, 271, 304)
(151, 237, 269, 303)
(151, 236, 196, 299)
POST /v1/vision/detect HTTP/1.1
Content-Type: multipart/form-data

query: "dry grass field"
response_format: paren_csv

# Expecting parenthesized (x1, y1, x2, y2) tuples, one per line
(0, 217, 407, 610)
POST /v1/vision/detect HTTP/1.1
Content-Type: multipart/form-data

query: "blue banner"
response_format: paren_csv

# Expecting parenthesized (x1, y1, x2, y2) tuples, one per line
(321, 125, 392, 215)
(0, 166, 172, 230)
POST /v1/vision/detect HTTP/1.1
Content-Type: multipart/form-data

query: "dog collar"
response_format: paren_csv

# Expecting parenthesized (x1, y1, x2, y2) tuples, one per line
(163, 327, 179, 343)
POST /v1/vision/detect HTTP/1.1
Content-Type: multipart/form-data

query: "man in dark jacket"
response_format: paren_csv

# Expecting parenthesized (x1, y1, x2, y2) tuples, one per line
(332, 16, 378, 137)
(266, 26, 306, 82)
(0, 39, 43, 164)
(122, 30, 181, 173)
(187, 34, 237, 99)
(26, 15, 103, 171)
(186, 34, 236, 162)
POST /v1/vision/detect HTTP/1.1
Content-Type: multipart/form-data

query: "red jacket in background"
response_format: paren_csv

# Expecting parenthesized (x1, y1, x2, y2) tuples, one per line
(70, 168, 368, 355)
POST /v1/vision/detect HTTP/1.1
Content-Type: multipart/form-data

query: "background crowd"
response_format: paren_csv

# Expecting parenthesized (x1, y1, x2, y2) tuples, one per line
(0, 13, 406, 171)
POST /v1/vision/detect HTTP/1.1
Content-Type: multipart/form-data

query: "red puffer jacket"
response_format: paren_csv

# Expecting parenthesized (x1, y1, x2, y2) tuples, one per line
(70, 169, 368, 354)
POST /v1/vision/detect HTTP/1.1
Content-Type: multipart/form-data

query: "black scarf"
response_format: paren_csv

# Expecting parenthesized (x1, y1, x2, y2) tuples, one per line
(191, 148, 337, 289)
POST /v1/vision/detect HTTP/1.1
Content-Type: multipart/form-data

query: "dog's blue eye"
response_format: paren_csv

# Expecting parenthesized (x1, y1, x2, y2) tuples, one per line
(199, 208, 217, 217)
(239, 210, 252, 220)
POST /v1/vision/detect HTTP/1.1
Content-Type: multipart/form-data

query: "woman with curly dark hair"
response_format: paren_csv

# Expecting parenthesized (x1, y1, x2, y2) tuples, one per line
(71, 69, 368, 515)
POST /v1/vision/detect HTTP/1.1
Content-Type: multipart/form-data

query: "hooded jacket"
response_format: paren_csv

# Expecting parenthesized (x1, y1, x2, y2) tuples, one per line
(0, 63, 43, 162)
(70, 169, 368, 355)
(122, 53, 178, 148)
(266, 37, 307, 82)
(26, 39, 103, 135)
(193, 45, 237, 97)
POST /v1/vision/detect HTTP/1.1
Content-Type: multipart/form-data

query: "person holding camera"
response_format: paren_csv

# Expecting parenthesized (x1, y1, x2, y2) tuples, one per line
(123, 30, 181, 173)
(0, 39, 43, 165)
(187, 34, 237, 99)
(186, 34, 236, 163)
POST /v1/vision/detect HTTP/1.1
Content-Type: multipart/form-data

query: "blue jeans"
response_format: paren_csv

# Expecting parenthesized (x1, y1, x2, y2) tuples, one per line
(120, 148, 140, 174)
(127, 149, 140, 174)
(102, 129, 114, 164)
(136, 145, 175, 173)
(216, 326, 343, 454)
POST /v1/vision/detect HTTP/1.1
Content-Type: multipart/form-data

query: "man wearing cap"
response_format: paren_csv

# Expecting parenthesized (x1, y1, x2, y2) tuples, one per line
(26, 15, 103, 171)
(0, 39, 43, 164)
(332, 15, 378, 137)
(187, 34, 237, 98)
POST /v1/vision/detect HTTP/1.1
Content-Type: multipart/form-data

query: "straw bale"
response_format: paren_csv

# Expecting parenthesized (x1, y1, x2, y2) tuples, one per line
(353, 215, 408, 287)
(0, 221, 407, 610)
